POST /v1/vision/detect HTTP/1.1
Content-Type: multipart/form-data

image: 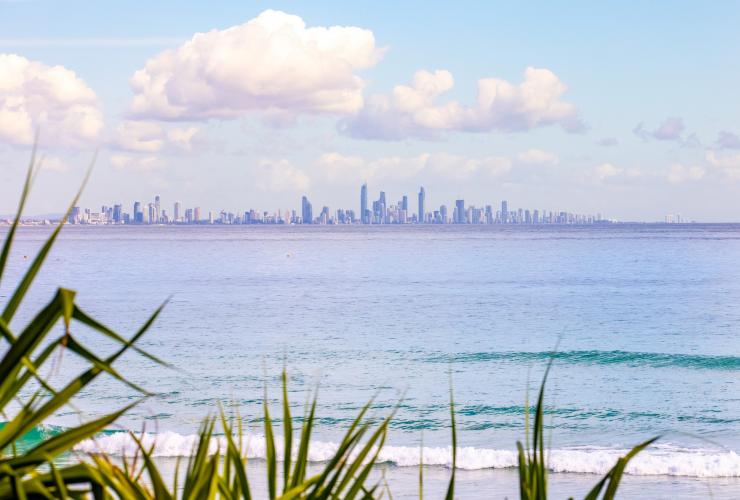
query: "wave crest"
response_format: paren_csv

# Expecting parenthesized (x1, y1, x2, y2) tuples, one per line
(74, 431, 740, 478)
(425, 350, 740, 370)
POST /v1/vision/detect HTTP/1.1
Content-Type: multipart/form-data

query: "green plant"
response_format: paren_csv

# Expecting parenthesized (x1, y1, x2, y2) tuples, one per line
(0, 149, 168, 497)
(516, 360, 659, 500)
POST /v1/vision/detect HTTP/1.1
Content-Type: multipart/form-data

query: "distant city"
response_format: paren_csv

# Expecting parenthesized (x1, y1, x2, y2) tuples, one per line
(2, 183, 691, 226)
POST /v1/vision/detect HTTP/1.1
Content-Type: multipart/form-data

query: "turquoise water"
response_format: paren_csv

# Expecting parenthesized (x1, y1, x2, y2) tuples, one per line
(2, 224, 739, 496)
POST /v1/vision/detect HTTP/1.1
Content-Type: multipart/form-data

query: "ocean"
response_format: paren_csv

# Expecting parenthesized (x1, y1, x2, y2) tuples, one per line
(2, 224, 739, 498)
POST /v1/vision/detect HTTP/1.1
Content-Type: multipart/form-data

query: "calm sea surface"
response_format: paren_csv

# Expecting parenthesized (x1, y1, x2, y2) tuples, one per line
(2, 224, 739, 498)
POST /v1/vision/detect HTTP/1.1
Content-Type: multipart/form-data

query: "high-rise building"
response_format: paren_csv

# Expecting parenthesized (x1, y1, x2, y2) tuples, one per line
(418, 186, 425, 223)
(154, 195, 161, 223)
(301, 195, 313, 224)
(440, 205, 448, 224)
(174, 202, 181, 222)
(133, 202, 142, 223)
(112, 204, 122, 223)
(194, 207, 201, 223)
(147, 203, 156, 224)
(377, 191, 386, 223)
(320, 206, 330, 224)
(501, 200, 508, 224)
(455, 199, 465, 224)
(360, 183, 368, 224)
(401, 195, 408, 212)
(69, 206, 81, 224)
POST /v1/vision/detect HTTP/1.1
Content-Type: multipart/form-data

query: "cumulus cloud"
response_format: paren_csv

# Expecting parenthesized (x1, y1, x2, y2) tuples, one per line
(585, 163, 645, 185)
(715, 130, 740, 150)
(516, 149, 559, 166)
(41, 156, 70, 172)
(255, 159, 311, 192)
(113, 120, 202, 153)
(340, 67, 583, 140)
(109, 154, 163, 171)
(0, 53, 103, 148)
(127, 10, 382, 121)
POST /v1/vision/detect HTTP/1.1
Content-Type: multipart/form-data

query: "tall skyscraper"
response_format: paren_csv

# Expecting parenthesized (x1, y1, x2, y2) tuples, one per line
(378, 191, 386, 223)
(401, 195, 408, 212)
(501, 200, 508, 224)
(69, 206, 81, 224)
(174, 202, 181, 222)
(302, 195, 313, 224)
(455, 199, 465, 223)
(112, 204, 122, 223)
(155, 195, 161, 223)
(133, 202, 142, 223)
(194, 207, 201, 223)
(418, 186, 425, 223)
(360, 183, 368, 224)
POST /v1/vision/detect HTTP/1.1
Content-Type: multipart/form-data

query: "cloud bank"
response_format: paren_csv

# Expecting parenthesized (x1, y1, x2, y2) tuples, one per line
(339, 67, 583, 140)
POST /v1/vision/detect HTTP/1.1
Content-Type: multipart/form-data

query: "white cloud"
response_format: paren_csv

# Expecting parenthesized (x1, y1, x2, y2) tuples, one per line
(315, 151, 514, 184)
(114, 121, 164, 152)
(109, 154, 163, 171)
(166, 126, 200, 152)
(516, 149, 559, 166)
(256, 159, 310, 192)
(340, 67, 582, 140)
(706, 150, 740, 180)
(41, 156, 70, 172)
(666, 164, 705, 183)
(128, 10, 382, 121)
(113, 120, 201, 153)
(586, 163, 645, 185)
(0, 53, 103, 148)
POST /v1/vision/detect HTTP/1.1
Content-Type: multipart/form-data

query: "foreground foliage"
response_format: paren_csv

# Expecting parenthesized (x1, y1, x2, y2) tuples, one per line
(0, 148, 653, 498)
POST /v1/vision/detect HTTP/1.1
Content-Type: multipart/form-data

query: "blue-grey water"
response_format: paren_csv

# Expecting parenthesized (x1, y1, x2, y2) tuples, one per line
(2, 224, 739, 498)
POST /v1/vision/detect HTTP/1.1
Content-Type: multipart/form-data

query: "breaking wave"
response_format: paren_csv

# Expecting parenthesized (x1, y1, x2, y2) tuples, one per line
(74, 431, 740, 478)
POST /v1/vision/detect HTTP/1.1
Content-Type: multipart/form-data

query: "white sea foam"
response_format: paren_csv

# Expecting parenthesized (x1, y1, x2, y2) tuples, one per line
(74, 432, 740, 478)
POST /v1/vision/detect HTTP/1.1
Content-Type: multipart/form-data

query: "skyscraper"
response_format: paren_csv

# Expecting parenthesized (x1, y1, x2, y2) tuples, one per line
(302, 195, 313, 224)
(401, 195, 408, 212)
(155, 195, 161, 223)
(174, 202, 181, 222)
(133, 202, 142, 224)
(360, 183, 368, 224)
(418, 186, 425, 223)
(112, 204, 122, 223)
(501, 200, 508, 224)
(378, 191, 386, 223)
(455, 199, 465, 223)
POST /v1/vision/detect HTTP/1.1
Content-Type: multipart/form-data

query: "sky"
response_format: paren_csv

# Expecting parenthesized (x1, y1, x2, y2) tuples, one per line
(0, 1, 739, 221)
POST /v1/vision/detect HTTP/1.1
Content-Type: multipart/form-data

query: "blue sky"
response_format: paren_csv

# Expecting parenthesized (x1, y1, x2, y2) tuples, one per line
(1, 1, 739, 220)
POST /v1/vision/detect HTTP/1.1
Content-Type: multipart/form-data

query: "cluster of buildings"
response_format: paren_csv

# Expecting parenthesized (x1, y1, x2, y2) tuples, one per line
(64, 185, 606, 226)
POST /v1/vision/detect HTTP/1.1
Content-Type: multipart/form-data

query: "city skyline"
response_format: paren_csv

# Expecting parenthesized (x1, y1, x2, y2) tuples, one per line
(5, 182, 695, 226)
